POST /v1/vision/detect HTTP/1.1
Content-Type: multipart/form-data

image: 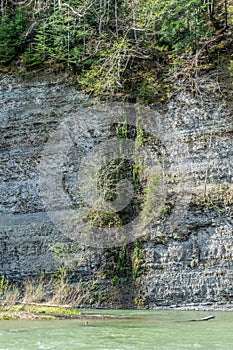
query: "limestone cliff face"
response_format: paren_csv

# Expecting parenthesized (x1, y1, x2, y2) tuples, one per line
(0, 74, 88, 280)
(0, 73, 232, 306)
(139, 97, 233, 306)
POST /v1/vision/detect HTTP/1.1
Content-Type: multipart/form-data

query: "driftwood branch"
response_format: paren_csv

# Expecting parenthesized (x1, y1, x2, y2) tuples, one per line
(190, 315, 216, 322)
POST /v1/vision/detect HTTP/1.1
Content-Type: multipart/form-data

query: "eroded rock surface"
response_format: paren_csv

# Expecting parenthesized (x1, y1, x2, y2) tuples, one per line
(0, 73, 232, 306)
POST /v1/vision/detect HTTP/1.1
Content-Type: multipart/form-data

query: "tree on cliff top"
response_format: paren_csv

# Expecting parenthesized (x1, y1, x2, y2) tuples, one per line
(0, 0, 232, 99)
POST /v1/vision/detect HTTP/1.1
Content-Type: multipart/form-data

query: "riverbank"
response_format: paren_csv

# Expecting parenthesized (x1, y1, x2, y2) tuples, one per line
(153, 303, 233, 312)
(0, 304, 81, 320)
(1, 302, 233, 321)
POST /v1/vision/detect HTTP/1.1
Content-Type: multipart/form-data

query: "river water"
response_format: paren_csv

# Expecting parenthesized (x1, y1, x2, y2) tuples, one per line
(0, 310, 232, 350)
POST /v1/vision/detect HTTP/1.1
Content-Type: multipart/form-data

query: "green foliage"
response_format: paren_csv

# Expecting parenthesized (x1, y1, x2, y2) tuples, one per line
(132, 0, 217, 53)
(116, 121, 128, 140)
(0, 275, 20, 307)
(79, 38, 132, 95)
(229, 59, 233, 76)
(111, 275, 118, 286)
(156, 0, 213, 53)
(82, 209, 121, 228)
(195, 185, 233, 210)
(0, 275, 8, 295)
(141, 171, 160, 210)
(138, 77, 173, 104)
(132, 163, 141, 184)
(115, 246, 127, 274)
(111, 245, 131, 285)
(0, 0, 230, 98)
(132, 241, 143, 280)
(0, 10, 27, 64)
(21, 10, 90, 67)
(20, 304, 80, 316)
(229, 5, 233, 24)
(50, 243, 73, 265)
(134, 296, 147, 307)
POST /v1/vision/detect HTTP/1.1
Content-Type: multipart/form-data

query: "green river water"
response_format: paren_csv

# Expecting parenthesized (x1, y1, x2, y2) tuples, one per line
(0, 310, 232, 350)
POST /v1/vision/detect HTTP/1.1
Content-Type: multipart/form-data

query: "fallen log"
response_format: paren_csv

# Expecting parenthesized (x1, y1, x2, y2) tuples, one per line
(190, 315, 216, 322)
